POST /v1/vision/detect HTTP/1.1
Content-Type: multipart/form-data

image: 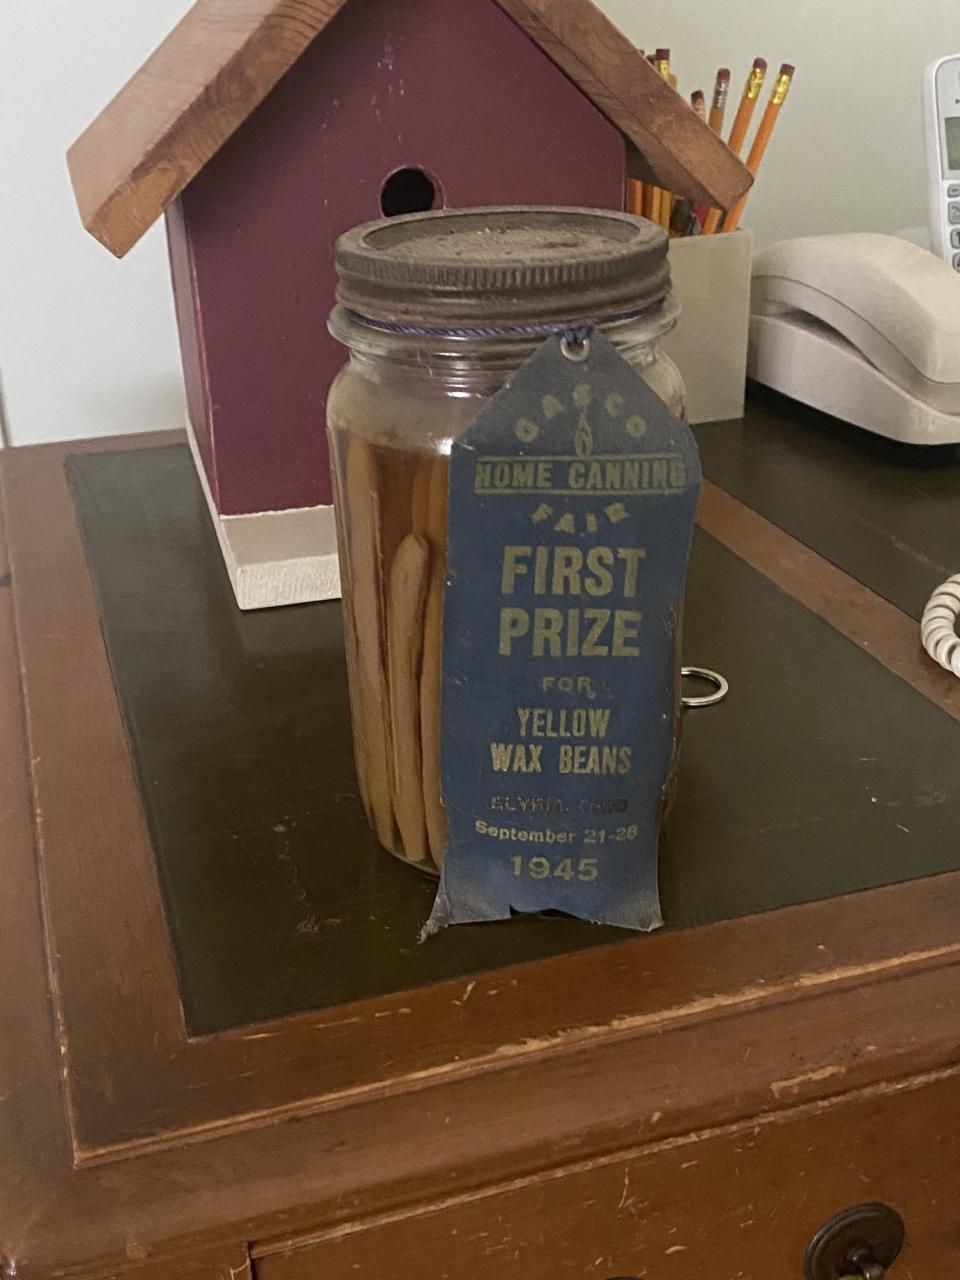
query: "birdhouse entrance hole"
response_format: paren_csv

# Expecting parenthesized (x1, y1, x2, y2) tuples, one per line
(380, 167, 440, 217)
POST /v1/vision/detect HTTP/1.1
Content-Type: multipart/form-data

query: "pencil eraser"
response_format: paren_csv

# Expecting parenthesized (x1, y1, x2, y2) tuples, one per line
(753, 57, 768, 71)
(780, 63, 795, 77)
(655, 47, 670, 61)
(717, 68, 731, 81)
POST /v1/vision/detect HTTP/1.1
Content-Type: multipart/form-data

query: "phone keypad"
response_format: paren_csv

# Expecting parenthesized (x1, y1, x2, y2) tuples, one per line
(941, 186, 960, 267)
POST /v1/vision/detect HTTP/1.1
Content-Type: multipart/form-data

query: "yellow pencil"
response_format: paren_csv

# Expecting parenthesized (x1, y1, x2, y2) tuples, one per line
(659, 188, 673, 231)
(626, 178, 644, 215)
(633, 47, 651, 218)
(702, 57, 766, 235)
(652, 56, 673, 228)
(708, 68, 730, 135)
(641, 181, 655, 219)
(728, 57, 767, 157)
(723, 63, 793, 233)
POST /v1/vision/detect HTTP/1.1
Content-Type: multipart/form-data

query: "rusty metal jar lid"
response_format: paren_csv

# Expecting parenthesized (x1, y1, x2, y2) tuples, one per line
(333, 206, 670, 331)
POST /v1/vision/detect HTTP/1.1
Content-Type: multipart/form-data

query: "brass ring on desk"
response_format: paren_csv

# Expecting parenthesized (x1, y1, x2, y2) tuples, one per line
(681, 666, 729, 708)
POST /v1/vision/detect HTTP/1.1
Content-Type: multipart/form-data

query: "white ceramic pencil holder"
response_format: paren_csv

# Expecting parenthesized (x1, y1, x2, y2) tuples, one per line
(661, 228, 753, 424)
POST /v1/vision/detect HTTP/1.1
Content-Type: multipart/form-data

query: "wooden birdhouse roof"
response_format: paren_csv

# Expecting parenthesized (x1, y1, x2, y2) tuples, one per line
(68, 0, 751, 258)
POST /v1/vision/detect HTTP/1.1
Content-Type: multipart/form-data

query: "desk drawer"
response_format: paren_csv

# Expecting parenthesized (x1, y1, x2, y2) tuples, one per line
(256, 1069, 960, 1280)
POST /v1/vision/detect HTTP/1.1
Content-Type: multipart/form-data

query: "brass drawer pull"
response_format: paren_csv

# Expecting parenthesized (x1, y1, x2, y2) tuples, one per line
(805, 1203, 905, 1279)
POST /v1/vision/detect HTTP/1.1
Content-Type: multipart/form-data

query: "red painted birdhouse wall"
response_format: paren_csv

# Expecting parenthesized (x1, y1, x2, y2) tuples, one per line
(166, 0, 626, 518)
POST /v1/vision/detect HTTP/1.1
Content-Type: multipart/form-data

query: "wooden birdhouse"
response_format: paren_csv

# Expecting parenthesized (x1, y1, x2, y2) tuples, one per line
(68, 0, 749, 609)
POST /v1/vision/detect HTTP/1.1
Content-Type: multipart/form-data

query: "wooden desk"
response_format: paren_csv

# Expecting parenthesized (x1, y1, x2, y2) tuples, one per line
(4, 389, 960, 1280)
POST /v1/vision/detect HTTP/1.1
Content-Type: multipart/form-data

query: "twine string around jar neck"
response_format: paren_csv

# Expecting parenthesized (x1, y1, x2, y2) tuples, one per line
(341, 301, 663, 344)
(344, 313, 598, 362)
(330, 296, 679, 396)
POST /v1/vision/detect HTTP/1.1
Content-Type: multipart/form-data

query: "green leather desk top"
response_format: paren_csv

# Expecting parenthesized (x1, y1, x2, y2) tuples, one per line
(67, 390, 960, 1034)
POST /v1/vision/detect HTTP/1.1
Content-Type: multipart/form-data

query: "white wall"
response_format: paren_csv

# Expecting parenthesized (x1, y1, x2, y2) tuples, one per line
(0, 1, 192, 447)
(0, 1, 951, 445)
(606, 0, 953, 249)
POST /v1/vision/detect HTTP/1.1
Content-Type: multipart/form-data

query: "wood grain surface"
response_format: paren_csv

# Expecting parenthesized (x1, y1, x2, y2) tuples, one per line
(4, 432, 960, 1280)
(696, 394, 960, 622)
(67, 442, 960, 1036)
(257, 1066, 960, 1279)
(0, 472, 73, 1272)
(68, 0, 350, 257)
(5, 435, 960, 1150)
(699, 481, 960, 722)
(496, 0, 750, 208)
(67, 0, 750, 257)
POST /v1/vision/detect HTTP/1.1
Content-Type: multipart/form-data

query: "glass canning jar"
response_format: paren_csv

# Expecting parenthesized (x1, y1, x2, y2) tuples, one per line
(327, 207, 686, 874)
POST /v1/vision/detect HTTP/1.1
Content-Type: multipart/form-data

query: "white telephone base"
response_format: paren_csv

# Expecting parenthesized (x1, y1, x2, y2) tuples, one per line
(748, 312, 960, 446)
(748, 233, 960, 445)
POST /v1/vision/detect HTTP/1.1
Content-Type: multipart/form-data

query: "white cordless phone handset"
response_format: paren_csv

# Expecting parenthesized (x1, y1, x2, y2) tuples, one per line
(922, 59, 960, 676)
(924, 55, 960, 269)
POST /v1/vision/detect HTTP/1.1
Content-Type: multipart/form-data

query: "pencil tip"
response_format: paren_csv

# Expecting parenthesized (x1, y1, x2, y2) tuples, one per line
(779, 63, 795, 77)
(753, 57, 768, 71)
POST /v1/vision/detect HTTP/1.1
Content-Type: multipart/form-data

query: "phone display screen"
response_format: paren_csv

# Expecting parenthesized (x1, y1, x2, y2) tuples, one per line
(945, 115, 960, 172)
